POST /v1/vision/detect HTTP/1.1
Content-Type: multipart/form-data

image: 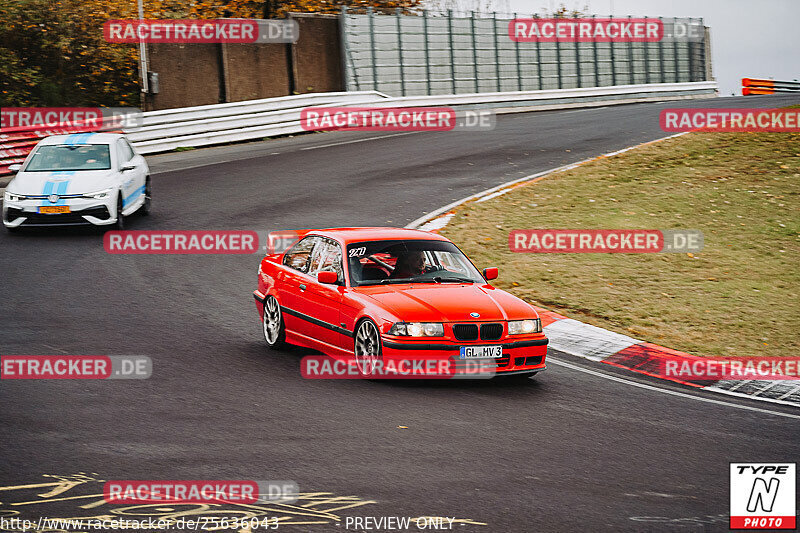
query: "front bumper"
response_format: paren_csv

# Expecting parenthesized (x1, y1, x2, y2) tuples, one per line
(3, 197, 116, 227)
(380, 336, 548, 375)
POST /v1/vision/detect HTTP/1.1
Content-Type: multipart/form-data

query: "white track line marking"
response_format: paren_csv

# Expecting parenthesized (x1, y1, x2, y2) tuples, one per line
(299, 131, 421, 151)
(548, 357, 800, 420)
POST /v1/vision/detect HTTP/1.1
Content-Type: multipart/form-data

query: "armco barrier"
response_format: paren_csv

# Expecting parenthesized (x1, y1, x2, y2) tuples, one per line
(742, 77, 800, 96)
(0, 91, 388, 175)
(1, 81, 716, 174)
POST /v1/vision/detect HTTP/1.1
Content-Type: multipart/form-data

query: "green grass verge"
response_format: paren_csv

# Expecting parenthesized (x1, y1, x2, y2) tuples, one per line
(442, 131, 800, 358)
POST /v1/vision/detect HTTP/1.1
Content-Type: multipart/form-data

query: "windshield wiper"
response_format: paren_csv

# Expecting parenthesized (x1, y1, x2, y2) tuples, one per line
(433, 276, 477, 283)
(379, 277, 438, 284)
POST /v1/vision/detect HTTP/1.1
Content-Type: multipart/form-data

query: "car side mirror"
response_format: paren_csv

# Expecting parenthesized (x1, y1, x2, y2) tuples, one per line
(8, 164, 22, 173)
(120, 163, 135, 172)
(483, 267, 498, 281)
(317, 271, 338, 284)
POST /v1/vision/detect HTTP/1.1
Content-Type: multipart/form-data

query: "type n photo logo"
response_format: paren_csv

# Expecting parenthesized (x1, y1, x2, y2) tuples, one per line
(730, 463, 796, 529)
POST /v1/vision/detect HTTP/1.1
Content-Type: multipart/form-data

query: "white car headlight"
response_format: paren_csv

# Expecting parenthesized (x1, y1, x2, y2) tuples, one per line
(389, 322, 445, 337)
(507, 319, 542, 335)
(4, 191, 25, 202)
(82, 188, 113, 199)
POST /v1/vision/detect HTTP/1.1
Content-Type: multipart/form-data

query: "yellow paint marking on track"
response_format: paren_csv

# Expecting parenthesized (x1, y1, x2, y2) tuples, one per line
(11, 492, 106, 505)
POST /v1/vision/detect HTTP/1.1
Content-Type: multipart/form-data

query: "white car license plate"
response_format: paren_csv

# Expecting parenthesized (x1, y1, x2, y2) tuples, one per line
(459, 345, 503, 359)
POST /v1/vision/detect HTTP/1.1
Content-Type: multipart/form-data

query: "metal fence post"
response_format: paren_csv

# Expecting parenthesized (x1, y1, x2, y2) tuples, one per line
(658, 16, 665, 83)
(574, 30, 581, 88)
(627, 15, 635, 84)
(609, 14, 617, 85)
(534, 13, 543, 90)
(471, 11, 479, 92)
(672, 17, 680, 82)
(339, 6, 351, 91)
(368, 7, 379, 91)
(396, 8, 406, 95)
(423, 10, 431, 95)
(448, 10, 457, 93)
(699, 18, 707, 81)
(643, 15, 650, 84)
(493, 12, 501, 91)
(687, 17, 695, 82)
(555, 15, 562, 89)
(592, 14, 599, 87)
(514, 13, 522, 90)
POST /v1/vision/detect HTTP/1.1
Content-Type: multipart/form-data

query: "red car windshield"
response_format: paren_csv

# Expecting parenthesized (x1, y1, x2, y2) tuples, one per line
(347, 239, 484, 286)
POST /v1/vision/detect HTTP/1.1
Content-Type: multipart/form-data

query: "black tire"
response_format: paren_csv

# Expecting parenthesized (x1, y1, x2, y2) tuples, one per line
(113, 193, 124, 230)
(139, 176, 151, 216)
(261, 295, 286, 349)
(5, 225, 19, 234)
(353, 318, 382, 377)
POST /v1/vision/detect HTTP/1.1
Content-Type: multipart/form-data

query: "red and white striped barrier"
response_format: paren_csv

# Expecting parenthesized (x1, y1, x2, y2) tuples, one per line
(742, 77, 800, 96)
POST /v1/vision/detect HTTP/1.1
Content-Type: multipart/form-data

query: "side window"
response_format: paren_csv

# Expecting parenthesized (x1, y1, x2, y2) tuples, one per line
(122, 139, 137, 159)
(308, 239, 343, 283)
(283, 237, 318, 273)
(116, 139, 133, 164)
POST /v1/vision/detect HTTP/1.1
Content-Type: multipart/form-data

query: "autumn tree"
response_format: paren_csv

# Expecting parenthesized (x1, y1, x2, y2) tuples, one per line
(0, 0, 423, 107)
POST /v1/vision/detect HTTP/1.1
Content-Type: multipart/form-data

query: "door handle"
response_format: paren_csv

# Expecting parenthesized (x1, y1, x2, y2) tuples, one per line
(299, 284, 306, 291)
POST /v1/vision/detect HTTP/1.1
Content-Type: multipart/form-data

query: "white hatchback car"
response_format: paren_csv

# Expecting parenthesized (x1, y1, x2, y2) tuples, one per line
(3, 132, 150, 231)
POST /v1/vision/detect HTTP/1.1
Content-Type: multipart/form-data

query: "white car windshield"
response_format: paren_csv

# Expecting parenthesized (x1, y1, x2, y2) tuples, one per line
(25, 144, 111, 171)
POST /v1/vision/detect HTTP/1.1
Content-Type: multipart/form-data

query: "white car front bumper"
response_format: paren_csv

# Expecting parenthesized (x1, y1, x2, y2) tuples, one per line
(3, 196, 118, 228)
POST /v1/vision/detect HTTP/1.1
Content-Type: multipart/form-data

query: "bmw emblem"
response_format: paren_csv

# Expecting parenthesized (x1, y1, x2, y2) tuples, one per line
(48, 194, 59, 203)
(470, 312, 480, 318)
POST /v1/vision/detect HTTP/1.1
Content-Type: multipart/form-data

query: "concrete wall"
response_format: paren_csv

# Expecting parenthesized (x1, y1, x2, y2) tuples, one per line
(146, 44, 223, 109)
(293, 15, 344, 94)
(145, 15, 343, 110)
(222, 43, 291, 102)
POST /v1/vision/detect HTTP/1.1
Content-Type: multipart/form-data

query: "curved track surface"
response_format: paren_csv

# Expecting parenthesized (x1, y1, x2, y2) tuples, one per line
(1, 95, 799, 532)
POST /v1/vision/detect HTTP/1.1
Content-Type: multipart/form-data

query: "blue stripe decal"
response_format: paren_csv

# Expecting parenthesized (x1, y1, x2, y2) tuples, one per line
(122, 185, 146, 209)
(63, 133, 84, 145)
(40, 171, 76, 206)
(55, 180, 69, 205)
(64, 132, 96, 145)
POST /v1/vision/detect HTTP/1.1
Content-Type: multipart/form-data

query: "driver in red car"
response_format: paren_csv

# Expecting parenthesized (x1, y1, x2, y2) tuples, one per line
(390, 251, 426, 279)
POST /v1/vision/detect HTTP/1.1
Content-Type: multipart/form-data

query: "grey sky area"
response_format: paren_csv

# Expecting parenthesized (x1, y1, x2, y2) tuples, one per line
(508, 0, 800, 95)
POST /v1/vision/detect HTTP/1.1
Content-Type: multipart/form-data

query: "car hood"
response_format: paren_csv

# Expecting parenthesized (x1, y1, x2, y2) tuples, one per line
(7, 170, 116, 196)
(356, 283, 538, 323)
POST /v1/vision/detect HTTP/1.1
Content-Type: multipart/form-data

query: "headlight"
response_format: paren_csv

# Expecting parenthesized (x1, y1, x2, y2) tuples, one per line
(389, 322, 444, 337)
(82, 188, 113, 199)
(3, 191, 25, 202)
(507, 319, 541, 335)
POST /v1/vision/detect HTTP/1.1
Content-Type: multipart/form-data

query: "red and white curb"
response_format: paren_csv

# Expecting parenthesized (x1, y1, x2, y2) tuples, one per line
(408, 134, 800, 408)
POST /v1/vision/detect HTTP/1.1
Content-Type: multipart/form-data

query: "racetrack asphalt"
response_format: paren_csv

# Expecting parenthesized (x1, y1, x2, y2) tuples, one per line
(1, 95, 798, 532)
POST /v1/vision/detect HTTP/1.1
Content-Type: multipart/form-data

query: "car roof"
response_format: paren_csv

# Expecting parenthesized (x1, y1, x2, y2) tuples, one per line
(307, 227, 451, 244)
(37, 132, 126, 146)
